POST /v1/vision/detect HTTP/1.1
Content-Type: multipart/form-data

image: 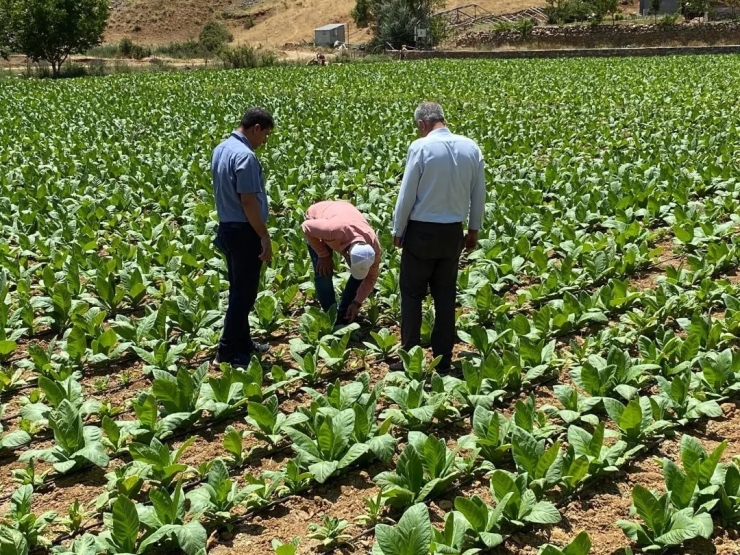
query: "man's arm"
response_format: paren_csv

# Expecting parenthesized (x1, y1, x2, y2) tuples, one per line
(353, 257, 379, 306)
(392, 146, 423, 241)
(469, 152, 486, 230)
(236, 153, 271, 261)
(465, 151, 486, 250)
(300, 219, 335, 258)
(240, 193, 269, 238)
(346, 254, 380, 322)
(240, 194, 272, 262)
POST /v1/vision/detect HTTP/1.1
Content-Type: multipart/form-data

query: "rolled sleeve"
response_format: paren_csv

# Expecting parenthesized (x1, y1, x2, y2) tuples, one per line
(469, 153, 486, 231)
(392, 146, 423, 238)
(235, 153, 262, 195)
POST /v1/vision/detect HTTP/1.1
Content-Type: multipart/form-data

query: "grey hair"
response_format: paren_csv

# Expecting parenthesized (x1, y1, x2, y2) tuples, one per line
(414, 102, 445, 124)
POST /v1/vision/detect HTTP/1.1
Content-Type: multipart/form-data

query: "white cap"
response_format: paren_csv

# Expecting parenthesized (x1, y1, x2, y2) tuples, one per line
(349, 243, 375, 280)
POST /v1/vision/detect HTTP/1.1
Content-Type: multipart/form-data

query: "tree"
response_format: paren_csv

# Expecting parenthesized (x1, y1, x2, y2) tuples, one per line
(12, 0, 109, 78)
(199, 21, 233, 55)
(364, 0, 446, 50)
(352, 0, 374, 27)
(594, 0, 619, 22)
(0, 0, 15, 60)
(728, 0, 740, 18)
(651, 0, 662, 21)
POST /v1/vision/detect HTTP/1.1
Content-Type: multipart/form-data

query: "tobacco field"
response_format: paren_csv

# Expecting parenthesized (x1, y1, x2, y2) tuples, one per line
(2, 56, 740, 555)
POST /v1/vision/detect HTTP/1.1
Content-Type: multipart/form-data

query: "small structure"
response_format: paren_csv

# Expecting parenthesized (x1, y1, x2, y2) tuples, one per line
(314, 23, 346, 46)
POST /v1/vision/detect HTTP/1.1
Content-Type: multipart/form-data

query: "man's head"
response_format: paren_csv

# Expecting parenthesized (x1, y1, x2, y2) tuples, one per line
(349, 243, 375, 280)
(414, 102, 445, 138)
(239, 107, 274, 150)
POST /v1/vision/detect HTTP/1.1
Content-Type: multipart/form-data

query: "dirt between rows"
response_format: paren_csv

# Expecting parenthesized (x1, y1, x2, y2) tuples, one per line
(5, 242, 740, 553)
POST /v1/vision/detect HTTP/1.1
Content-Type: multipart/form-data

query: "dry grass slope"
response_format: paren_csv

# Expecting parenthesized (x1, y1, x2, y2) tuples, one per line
(106, 0, 545, 48)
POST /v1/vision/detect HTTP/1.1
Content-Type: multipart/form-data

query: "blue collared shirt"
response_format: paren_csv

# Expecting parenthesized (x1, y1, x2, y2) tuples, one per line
(392, 127, 486, 237)
(211, 131, 269, 223)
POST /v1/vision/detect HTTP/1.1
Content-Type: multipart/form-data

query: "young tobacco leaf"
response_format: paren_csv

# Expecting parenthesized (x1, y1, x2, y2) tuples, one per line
(617, 484, 713, 551)
(372, 504, 432, 555)
(245, 395, 308, 445)
(284, 408, 370, 483)
(374, 432, 467, 509)
(458, 406, 512, 466)
(20, 399, 109, 474)
(490, 469, 561, 528)
(537, 531, 591, 555)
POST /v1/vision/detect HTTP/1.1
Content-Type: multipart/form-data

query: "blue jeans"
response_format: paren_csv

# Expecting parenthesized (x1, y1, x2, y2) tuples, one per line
(308, 245, 362, 324)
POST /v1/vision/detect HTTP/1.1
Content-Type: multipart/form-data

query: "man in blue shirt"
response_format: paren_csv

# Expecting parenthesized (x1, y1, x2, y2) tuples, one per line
(392, 102, 486, 371)
(211, 107, 274, 367)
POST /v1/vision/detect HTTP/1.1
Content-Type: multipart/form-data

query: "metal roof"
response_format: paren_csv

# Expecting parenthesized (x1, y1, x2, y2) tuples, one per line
(315, 23, 345, 31)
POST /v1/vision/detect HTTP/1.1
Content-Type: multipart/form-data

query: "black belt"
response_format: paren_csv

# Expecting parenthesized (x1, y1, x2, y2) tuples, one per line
(409, 220, 463, 226)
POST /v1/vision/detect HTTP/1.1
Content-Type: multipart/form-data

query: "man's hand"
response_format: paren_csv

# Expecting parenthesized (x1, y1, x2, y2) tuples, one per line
(393, 236, 403, 249)
(259, 236, 273, 263)
(464, 230, 479, 251)
(346, 301, 360, 323)
(316, 255, 334, 276)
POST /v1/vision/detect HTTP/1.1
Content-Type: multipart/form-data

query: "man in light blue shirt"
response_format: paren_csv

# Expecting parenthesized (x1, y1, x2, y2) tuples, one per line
(392, 102, 486, 371)
(211, 107, 274, 368)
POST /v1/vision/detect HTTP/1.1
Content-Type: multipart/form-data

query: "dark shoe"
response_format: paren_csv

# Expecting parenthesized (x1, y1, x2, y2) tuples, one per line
(214, 344, 269, 368)
(251, 342, 270, 355)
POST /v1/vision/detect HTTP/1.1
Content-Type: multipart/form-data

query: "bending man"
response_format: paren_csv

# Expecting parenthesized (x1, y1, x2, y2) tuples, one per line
(302, 200, 380, 325)
(392, 102, 486, 371)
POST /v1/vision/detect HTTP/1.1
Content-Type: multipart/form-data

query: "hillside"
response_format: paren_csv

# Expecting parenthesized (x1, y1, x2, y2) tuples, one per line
(105, 0, 545, 48)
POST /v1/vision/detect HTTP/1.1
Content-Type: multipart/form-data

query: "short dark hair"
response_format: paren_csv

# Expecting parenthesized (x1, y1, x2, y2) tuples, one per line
(240, 107, 274, 130)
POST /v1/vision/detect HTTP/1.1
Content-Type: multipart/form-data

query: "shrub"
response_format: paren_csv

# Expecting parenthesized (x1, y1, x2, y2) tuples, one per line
(60, 62, 88, 78)
(119, 38, 134, 57)
(87, 58, 108, 76)
(131, 44, 151, 60)
(153, 40, 209, 59)
(112, 60, 132, 74)
(352, 0, 373, 27)
(200, 21, 234, 53)
(515, 17, 535, 36)
(544, 0, 593, 23)
(219, 44, 277, 69)
(660, 12, 681, 24)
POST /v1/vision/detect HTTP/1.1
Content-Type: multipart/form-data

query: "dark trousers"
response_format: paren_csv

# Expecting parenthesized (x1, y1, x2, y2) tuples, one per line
(214, 222, 263, 359)
(400, 220, 463, 367)
(308, 244, 362, 324)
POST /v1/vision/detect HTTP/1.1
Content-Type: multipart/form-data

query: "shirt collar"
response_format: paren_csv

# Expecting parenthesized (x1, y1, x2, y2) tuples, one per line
(231, 130, 255, 151)
(428, 127, 450, 137)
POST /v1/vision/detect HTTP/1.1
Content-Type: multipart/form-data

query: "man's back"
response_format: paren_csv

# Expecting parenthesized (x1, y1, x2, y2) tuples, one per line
(306, 200, 372, 230)
(394, 127, 485, 233)
(211, 132, 267, 224)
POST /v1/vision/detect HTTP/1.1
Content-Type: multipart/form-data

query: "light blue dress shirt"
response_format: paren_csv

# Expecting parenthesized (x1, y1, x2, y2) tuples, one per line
(211, 131, 269, 223)
(392, 127, 486, 238)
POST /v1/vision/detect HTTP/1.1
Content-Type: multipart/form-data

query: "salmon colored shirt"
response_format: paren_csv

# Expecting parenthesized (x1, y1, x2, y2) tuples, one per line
(301, 200, 381, 305)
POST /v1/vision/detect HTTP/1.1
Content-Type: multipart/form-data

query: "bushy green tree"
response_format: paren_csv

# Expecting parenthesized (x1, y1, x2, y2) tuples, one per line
(352, 0, 374, 27)
(0, 0, 16, 60)
(11, 0, 109, 77)
(365, 0, 446, 50)
(199, 21, 233, 54)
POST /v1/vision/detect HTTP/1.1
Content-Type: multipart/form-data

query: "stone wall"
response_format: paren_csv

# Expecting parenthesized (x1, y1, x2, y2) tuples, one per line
(403, 44, 740, 60)
(455, 21, 740, 49)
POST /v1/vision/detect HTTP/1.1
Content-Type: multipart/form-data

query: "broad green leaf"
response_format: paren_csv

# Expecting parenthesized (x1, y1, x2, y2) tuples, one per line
(112, 496, 140, 554)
